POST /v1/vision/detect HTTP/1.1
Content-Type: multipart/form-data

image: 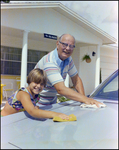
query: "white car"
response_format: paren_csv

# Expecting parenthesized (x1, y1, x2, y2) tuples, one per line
(1, 69, 118, 149)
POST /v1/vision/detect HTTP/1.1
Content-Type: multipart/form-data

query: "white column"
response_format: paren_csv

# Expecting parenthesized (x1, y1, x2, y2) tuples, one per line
(20, 30, 30, 87)
(64, 74, 69, 87)
(95, 44, 100, 88)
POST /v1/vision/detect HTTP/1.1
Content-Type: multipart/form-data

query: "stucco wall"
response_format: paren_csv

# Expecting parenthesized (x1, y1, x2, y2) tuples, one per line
(100, 45, 118, 81)
(79, 46, 97, 95)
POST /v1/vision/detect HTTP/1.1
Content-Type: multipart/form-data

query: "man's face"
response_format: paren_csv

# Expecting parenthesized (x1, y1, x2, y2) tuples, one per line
(56, 34, 75, 61)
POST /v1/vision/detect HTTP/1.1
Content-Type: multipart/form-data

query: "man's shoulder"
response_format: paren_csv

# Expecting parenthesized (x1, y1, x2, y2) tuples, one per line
(44, 61, 59, 68)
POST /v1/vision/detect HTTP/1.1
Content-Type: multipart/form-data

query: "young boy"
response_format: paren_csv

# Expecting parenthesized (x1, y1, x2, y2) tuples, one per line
(1, 68, 70, 120)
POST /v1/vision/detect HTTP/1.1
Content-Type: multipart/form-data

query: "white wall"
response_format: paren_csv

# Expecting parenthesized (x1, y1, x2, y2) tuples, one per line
(79, 46, 97, 95)
(75, 44, 118, 96)
(100, 45, 118, 81)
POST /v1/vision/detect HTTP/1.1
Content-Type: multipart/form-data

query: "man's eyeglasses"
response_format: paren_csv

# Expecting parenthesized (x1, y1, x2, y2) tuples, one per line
(59, 41, 75, 49)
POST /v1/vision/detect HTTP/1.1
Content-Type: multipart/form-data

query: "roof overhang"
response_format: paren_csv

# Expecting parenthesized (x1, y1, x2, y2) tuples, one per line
(1, 2, 117, 45)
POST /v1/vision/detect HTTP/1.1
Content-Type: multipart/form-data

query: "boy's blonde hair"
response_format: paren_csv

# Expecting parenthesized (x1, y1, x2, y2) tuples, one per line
(27, 68, 47, 87)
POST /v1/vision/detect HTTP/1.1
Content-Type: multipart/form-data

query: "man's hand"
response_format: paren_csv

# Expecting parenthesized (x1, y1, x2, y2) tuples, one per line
(84, 97, 103, 108)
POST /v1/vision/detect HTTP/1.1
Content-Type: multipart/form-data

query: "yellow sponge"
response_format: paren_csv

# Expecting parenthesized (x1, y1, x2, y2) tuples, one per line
(53, 114, 77, 122)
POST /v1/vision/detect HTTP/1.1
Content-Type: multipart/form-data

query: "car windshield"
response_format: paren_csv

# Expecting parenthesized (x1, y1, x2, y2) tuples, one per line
(89, 70, 118, 101)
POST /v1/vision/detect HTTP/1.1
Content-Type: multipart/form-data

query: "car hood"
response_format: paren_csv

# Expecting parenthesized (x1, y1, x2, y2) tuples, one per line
(1, 100, 118, 149)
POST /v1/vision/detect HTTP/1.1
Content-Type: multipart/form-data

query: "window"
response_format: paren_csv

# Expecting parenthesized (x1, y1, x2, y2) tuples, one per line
(1, 46, 48, 75)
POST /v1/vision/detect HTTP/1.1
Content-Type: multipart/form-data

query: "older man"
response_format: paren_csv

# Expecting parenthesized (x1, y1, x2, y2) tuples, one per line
(35, 34, 102, 107)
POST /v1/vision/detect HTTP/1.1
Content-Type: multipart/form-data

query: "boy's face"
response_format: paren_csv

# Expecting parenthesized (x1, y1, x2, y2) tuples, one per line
(56, 34, 75, 61)
(29, 82, 44, 95)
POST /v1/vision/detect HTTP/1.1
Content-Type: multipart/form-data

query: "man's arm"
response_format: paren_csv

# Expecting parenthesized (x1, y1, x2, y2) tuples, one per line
(54, 80, 102, 107)
(71, 74, 85, 95)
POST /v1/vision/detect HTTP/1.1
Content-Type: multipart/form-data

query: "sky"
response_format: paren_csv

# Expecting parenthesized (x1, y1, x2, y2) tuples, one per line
(10, 1, 118, 46)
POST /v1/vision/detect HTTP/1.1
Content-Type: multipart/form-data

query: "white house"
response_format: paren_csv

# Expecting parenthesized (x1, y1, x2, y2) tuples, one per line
(1, 2, 118, 96)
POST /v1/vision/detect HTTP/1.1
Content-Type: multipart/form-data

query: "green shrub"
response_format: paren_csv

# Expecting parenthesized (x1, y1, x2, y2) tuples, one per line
(57, 96, 70, 102)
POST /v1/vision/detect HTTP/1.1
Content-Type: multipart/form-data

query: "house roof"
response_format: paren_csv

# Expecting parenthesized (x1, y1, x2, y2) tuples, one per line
(1, 1, 117, 45)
